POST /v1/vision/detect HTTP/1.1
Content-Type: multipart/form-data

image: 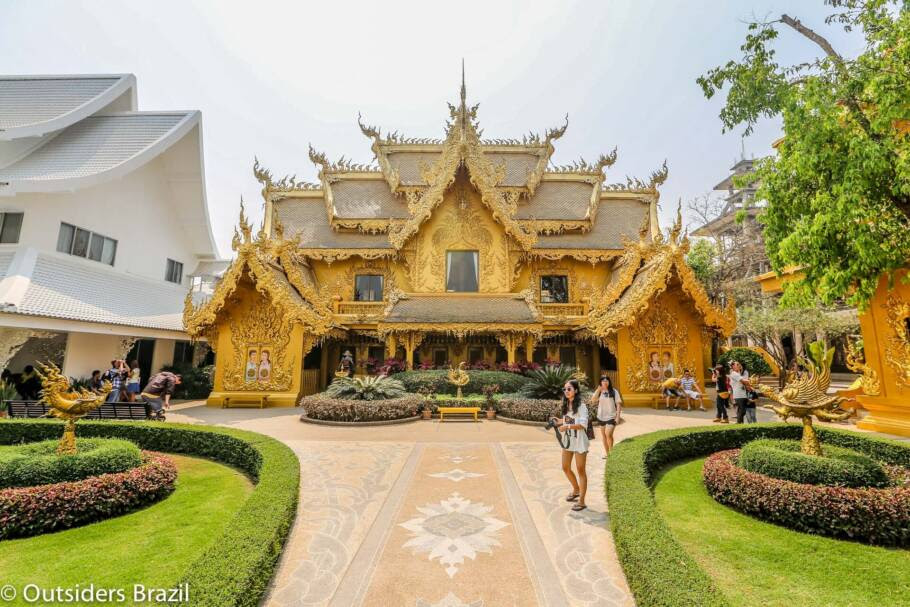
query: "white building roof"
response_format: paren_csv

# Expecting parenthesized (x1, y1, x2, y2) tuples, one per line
(0, 111, 199, 191)
(0, 74, 135, 139)
(0, 250, 185, 332)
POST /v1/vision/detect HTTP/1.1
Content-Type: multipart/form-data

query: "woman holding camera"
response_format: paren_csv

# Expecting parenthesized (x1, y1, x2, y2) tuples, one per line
(591, 375, 622, 459)
(556, 379, 589, 512)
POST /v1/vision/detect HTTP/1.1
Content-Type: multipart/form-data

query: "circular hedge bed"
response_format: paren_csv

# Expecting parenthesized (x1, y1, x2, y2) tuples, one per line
(704, 449, 910, 546)
(0, 419, 299, 607)
(299, 393, 421, 422)
(0, 438, 142, 488)
(605, 423, 910, 607)
(0, 452, 176, 539)
(393, 369, 531, 395)
(737, 439, 890, 488)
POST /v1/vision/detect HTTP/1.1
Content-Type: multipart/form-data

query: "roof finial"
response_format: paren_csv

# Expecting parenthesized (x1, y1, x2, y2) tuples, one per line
(460, 58, 466, 108)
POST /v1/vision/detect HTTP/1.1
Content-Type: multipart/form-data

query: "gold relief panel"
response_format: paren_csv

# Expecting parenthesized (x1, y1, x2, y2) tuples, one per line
(883, 295, 910, 389)
(625, 299, 697, 393)
(225, 304, 294, 392)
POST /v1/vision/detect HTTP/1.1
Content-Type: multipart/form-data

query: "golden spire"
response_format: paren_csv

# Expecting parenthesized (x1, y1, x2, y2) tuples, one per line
(458, 58, 467, 134)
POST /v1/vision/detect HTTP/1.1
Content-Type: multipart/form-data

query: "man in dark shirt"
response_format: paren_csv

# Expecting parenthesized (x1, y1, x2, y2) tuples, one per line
(140, 371, 181, 420)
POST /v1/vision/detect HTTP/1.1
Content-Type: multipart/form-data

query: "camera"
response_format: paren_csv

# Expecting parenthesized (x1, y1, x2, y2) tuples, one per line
(545, 417, 559, 431)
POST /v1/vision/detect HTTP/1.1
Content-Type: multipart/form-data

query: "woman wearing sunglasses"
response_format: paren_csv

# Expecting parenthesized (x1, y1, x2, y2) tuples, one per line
(555, 379, 589, 511)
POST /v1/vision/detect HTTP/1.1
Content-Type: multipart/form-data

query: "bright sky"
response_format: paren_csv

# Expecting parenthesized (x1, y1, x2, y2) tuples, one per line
(1, 0, 866, 258)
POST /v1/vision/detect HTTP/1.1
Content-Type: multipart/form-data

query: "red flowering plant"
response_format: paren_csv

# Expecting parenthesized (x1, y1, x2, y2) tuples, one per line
(380, 358, 406, 375)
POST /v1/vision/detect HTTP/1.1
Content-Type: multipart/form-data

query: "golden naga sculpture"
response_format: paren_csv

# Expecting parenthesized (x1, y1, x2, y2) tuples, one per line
(758, 342, 855, 456)
(36, 362, 112, 455)
(447, 362, 470, 399)
(843, 337, 882, 396)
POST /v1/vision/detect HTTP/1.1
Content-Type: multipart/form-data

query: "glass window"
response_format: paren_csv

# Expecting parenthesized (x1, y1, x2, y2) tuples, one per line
(469, 347, 484, 364)
(0, 212, 23, 244)
(101, 237, 117, 266)
(166, 259, 183, 284)
(559, 346, 577, 367)
(540, 275, 569, 303)
(72, 228, 91, 258)
(354, 275, 383, 301)
(88, 233, 104, 262)
(56, 223, 75, 254)
(433, 349, 448, 367)
(446, 251, 479, 292)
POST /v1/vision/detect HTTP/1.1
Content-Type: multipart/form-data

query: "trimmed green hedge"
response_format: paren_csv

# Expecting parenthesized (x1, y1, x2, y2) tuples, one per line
(0, 438, 142, 488)
(738, 439, 890, 488)
(496, 396, 560, 421)
(299, 393, 421, 421)
(0, 419, 299, 607)
(605, 423, 910, 607)
(394, 370, 531, 395)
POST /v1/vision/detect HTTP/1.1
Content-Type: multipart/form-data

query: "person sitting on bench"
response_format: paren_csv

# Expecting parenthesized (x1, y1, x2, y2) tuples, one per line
(678, 368, 705, 411)
(661, 377, 683, 411)
(140, 371, 181, 420)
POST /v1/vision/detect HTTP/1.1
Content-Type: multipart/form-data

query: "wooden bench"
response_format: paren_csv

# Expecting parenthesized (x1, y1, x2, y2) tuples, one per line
(223, 395, 269, 409)
(438, 406, 481, 421)
(6, 400, 150, 420)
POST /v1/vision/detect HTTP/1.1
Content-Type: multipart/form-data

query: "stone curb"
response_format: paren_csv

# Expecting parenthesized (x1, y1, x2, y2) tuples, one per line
(299, 414, 422, 427)
(496, 415, 547, 427)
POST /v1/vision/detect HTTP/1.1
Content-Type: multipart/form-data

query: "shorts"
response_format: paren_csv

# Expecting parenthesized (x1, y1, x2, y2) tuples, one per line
(127, 383, 140, 394)
(595, 418, 617, 426)
(663, 388, 680, 397)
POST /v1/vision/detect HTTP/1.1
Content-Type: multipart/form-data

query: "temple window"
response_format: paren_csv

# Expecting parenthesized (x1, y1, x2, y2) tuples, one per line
(446, 251, 479, 292)
(540, 275, 569, 303)
(468, 347, 484, 364)
(0, 212, 23, 244)
(354, 274, 384, 301)
(56, 222, 117, 266)
(532, 347, 547, 364)
(559, 346, 577, 367)
(433, 348, 448, 367)
(165, 259, 184, 284)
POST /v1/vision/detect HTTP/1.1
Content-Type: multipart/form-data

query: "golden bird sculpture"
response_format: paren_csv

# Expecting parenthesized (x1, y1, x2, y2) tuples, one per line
(447, 362, 470, 399)
(758, 342, 855, 456)
(36, 362, 112, 455)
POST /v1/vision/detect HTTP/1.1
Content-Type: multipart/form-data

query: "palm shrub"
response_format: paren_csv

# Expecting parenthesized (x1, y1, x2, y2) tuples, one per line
(521, 365, 586, 399)
(325, 375, 407, 401)
(0, 380, 19, 414)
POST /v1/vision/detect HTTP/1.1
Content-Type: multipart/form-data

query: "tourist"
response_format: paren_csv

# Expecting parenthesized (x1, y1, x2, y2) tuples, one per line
(555, 379, 589, 512)
(662, 376, 682, 410)
(19, 365, 40, 400)
(139, 370, 182, 420)
(103, 360, 128, 402)
(125, 360, 141, 402)
(591, 375, 622, 459)
(729, 361, 751, 424)
(711, 364, 730, 423)
(679, 369, 705, 411)
(89, 369, 103, 393)
(744, 387, 759, 424)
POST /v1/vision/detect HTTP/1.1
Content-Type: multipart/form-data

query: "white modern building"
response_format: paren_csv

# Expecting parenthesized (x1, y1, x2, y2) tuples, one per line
(0, 74, 225, 385)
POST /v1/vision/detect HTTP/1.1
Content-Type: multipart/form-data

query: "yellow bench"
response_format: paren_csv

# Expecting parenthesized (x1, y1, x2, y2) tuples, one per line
(438, 406, 481, 421)
(223, 395, 269, 409)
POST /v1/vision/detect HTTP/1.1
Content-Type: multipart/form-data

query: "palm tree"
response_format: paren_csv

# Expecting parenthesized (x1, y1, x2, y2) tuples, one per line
(325, 375, 407, 401)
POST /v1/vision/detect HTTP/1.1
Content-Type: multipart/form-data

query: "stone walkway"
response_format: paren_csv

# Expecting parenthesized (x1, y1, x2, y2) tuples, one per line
(166, 404, 905, 607)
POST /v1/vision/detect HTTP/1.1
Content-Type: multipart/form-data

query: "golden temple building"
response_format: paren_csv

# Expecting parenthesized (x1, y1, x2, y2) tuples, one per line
(184, 82, 735, 407)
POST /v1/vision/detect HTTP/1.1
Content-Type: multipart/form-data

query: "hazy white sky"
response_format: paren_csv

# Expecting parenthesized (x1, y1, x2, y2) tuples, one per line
(2, 0, 865, 257)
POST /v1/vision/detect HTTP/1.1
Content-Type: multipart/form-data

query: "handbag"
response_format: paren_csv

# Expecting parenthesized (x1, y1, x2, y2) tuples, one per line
(718, 391, 730, 399)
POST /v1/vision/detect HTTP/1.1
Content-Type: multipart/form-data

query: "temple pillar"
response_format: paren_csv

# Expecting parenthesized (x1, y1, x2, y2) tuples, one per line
(386, 334, 397, 359)
(592, 345, 601, 379)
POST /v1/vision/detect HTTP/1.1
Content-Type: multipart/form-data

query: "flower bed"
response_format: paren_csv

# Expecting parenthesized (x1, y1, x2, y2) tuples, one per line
(0, 438, 142, 488)
(394, 370, 530, 395)
(299, 393, 421, 422)
(605, 423, 910, 607)
(0, 452, 175, 539)
(704, 449, 910, 546)
(0, 419, 299, 607)
(738, 439, 890, 488)
(495, 396, 559, 422)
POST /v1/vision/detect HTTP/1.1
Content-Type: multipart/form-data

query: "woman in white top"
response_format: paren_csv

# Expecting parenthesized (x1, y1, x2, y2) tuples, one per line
(556, 379, 589, 511)
(591, 375, 622, 459)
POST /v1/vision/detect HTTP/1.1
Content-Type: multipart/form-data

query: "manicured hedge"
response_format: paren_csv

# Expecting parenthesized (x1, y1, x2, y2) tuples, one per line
(496, 396, 560, 421)
(0, 420, 300, 607)
(605, 423, 910, 607)
(705, 449, 910, 546)
(0, 438, 142, 488)
(738, 439, 890, 488)
(299, 393, 421, 422)
(394, 370, 531, 395)
(0, 452, 175, 539)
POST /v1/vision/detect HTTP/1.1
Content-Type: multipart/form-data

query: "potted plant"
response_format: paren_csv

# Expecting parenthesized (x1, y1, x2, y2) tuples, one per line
(417, 384, 436, 420)
(482, 383, 500, 419)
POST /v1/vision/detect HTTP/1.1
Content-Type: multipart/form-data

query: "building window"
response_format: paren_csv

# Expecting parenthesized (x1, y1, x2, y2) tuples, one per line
(0, 212, 23, 244)
(166, 259, 183, 284)
(433, 348, 448, 367)
(446, 251, 479, 292)
(173, 341, 194, 366)
(559, 346, 577, 367)
(57, 222, 117, 265)
(355, 275, 384, 301)
(540, 275, 568, 303)
(469, 347, 484, 364)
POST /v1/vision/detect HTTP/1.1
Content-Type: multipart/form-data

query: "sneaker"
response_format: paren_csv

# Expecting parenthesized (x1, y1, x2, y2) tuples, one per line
(720, 419, 730, 424)
(712, 418, 722, 423)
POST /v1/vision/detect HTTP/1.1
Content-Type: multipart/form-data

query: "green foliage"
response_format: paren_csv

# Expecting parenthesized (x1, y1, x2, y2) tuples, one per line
(606, 422, 910, 606)
(161, 364, 214, 399)
(325, 374, 407, 401)
(698, 2, 910, 308)
(0, 419, 300, 607)
(0, 438, 142, 488)
(0, 380, 18, 412)
(738, 439, 889, 488)
(496, 396, 560, 421)
(394, 369, 531, 396)
(686, 238, 719, 290)
(521, 365, 585, 399)
(68, 376, 93, 392)
(715, 348, 772, 377)
(299, 393, 421, 422)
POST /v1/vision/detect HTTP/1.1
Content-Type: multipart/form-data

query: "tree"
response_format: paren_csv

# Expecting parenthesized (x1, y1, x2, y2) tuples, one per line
(698, 1, 910, 308)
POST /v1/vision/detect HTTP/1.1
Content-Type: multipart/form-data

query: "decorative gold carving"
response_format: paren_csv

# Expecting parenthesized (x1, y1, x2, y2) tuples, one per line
(883, 295, 910, 388)
(224, 304, 293, 392)
(602, 159, 669, 192)
(447, 362, 470, 398)
(844, 337, 882, 396)
(622, 299, 697, 393)
(379, 322, 542, 341)
(37, 363, 111, 454)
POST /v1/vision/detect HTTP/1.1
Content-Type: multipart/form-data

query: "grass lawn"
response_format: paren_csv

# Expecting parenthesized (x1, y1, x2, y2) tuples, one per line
(0, 454, 252, 606)
(654, 458, 910, 607)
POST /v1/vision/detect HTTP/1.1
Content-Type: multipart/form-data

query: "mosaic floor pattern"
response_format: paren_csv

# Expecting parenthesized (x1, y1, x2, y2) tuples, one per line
(265, 441, 633, 607)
